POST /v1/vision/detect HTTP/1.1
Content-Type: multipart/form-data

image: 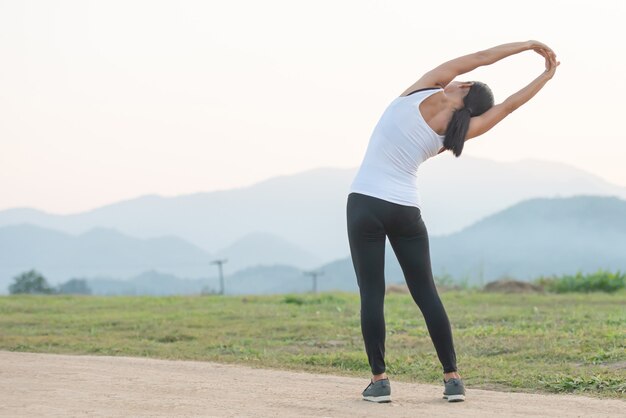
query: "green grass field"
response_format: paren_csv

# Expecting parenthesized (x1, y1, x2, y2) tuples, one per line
(1, 291, 624, 398)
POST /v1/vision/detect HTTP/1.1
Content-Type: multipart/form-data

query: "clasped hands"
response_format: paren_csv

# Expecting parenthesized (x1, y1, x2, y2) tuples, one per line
(528, 40, 560, 78)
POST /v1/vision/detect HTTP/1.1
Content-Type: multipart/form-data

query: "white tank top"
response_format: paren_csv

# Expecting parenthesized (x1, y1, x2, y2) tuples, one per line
(349, 87, 445, 208)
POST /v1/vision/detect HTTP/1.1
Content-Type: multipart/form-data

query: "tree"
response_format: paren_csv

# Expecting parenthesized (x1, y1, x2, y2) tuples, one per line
(8, 270, 56, 294)
(57, 278, 92, 295)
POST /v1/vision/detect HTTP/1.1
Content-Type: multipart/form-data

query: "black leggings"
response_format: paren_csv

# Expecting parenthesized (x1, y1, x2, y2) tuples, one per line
(346, 192, 457, 374)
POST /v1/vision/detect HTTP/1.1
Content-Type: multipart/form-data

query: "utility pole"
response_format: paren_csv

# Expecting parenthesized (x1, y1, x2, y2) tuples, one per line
(478, 258, 485, 288)
(303, 270, 324, 294)
(210, 259, 228, 295)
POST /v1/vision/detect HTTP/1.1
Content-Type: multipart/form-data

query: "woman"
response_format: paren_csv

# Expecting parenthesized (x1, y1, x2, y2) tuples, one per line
(346, 40, 559, 403)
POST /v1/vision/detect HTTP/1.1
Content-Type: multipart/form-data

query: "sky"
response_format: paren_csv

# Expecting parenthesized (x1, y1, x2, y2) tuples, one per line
(1, 0, 625, 214)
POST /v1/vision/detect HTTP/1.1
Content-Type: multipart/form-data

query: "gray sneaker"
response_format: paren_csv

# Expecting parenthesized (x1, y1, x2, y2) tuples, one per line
(362, 378, 391, 403)
(442, 377, 465, 402)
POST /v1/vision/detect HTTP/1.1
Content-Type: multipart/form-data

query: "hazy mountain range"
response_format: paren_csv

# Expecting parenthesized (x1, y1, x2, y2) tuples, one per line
(78, 195, 626, 295)
(0, 225, 317, 291)
(2, 157, 626, 294)
(1, 157, 625, 265)
(3, 195, 625, 295)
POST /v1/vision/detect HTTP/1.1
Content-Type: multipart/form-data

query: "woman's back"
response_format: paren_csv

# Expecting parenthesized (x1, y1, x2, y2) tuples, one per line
(349, 88, 445, 209)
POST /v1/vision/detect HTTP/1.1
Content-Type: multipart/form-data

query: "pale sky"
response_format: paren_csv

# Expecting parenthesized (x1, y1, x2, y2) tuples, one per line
(1, 0, 625, 214)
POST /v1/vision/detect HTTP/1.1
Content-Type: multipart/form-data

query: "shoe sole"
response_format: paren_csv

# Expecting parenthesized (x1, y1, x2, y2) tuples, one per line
(443, 394, 465, 402)
(363, 395, 391, 403)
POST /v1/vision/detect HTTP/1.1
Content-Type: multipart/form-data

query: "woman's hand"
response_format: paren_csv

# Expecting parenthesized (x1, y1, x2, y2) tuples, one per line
(528, 40, 556, 61)
(527, 40, 559, 79)
(543, 53, 560, 79)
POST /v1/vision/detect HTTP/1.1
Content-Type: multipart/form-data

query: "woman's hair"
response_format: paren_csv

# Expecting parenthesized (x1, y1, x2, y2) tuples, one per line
(443, 81, 494, 157)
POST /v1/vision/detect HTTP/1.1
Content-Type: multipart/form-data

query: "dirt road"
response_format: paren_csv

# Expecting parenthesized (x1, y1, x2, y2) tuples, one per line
(0, 351, 623, 417)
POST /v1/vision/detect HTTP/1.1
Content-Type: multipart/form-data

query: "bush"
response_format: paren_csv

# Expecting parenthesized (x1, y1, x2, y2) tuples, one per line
(536, 270, 625, 293)
(8, 270, 56, 294)
(57, 278, 92, 295)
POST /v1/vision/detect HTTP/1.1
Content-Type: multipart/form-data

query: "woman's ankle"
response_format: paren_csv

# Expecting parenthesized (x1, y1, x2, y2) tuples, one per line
(443, 371, 461, 381)
(372, 372, 388, 382)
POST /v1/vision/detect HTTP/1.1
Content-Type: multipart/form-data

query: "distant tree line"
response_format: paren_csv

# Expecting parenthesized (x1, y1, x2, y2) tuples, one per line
(6, 268, 624, 296)
(8, 269, 91, 295)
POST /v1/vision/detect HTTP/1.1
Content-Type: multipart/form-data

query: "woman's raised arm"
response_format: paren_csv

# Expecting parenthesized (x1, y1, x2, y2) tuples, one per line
(464, 51, 560, 140)
(402, 40, 555, 94)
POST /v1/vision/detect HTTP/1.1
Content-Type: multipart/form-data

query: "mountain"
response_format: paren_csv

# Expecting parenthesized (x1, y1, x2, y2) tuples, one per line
(212, 232, 320, 273)
(0, 224, 214, 292)
(319, 196, 626, 288)
(30, 196, 626, 296)
(416, 157, 626, 235)
(0, 168, 354, 262)
(429, 195, 626, 282)
(1, 157, 625, 264)
(0, 225, 319, 294)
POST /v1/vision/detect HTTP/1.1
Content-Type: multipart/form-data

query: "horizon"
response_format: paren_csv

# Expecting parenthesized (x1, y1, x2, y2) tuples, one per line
(1, 155, 625, 216)
(1, 0, 625, 213)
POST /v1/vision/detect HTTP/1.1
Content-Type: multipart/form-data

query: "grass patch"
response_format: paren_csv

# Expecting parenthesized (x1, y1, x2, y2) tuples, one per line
(536, 270, 625, 293)
(0, 291, 624, 398)
(540, 375, 626, 394)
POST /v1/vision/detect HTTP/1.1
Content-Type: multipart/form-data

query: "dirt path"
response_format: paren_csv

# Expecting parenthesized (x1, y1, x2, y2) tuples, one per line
(0, 351, 624, 417)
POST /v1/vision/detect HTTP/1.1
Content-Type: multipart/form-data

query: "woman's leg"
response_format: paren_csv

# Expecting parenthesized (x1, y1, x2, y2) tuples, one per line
(386, 207, 458, 374)
(346, 193, 388, 376)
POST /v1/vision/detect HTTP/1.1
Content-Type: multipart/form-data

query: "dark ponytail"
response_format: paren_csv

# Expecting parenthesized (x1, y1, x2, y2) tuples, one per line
(443, 81, 494, 157)
(443, 107, 472, 157)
